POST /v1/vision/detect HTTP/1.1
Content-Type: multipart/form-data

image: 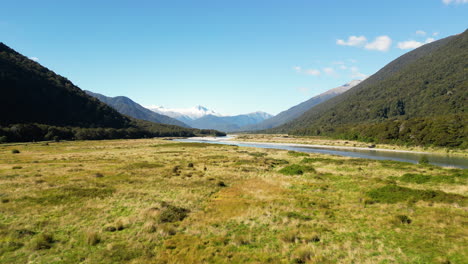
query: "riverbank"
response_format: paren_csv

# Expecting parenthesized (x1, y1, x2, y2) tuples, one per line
(231, 134, 468, 157)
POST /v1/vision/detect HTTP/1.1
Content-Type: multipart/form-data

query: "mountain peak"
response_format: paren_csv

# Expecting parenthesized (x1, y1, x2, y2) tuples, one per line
(194, 105, 209, 111)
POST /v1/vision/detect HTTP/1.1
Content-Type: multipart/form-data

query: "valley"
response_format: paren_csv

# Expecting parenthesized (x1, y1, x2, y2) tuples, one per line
(0, 2, 466, 263)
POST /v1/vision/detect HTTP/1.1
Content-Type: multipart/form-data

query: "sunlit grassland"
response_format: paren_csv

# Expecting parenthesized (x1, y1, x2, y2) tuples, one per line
(0, 138, 466, 263)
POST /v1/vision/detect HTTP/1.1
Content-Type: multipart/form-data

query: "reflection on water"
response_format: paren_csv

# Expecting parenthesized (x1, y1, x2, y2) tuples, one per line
(174, 137, 468, 169)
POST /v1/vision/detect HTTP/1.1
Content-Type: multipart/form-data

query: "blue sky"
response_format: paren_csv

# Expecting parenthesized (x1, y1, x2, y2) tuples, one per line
(1, 0, 467, 115)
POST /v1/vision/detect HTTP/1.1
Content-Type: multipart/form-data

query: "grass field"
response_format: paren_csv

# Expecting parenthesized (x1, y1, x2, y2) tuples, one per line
(0, 138, 466, 263)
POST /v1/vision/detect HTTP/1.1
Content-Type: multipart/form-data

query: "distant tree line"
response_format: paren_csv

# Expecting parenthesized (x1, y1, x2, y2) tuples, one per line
(0, 122, 225, 143)
(292, 114, 467, 148)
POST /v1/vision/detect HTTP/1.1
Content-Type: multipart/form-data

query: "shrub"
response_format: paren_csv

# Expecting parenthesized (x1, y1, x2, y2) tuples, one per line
(217, 181, 227, 187)
(31, 233, 54, 250)
(395, 215, 412, 224)
(158, 204, 190, 223)
(279, 164, 316, 175)
(11, 149, 20, 154)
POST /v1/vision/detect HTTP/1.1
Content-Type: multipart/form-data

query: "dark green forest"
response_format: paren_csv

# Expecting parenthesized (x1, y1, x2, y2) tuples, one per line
(275, 29, 468, 148)
(0, 43, 224, 142)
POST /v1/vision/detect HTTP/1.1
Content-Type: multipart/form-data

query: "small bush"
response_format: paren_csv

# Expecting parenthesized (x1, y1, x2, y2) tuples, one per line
(12, 166, 22, 170)
(187, 163, 194, 168)
(217, 181, 227, 187)
(395, 215, 412, 224)
(11, 149, 20, 154)
(158, 204, 190, 223)
(279, 164, 316, 175)
(31, 233, 54, 250)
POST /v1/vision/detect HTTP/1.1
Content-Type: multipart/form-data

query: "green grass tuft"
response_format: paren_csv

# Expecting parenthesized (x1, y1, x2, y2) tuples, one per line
(279, 164, 316, 175)
(367, 185, 466, 205)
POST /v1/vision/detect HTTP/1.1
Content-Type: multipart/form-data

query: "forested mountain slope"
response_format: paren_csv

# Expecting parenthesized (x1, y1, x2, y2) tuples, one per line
(243, 80, 360, 131)
(274, 30, 467, 147)
(85, 91, 190, 128)
(0, 43, 223, 142)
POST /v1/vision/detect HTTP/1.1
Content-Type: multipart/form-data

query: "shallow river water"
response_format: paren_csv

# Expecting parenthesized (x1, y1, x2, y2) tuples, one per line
(174, 136, 468, 169)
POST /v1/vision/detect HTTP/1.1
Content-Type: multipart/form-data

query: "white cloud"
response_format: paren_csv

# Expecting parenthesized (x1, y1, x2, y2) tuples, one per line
(305, 69, 321, 76)
(296, 87, 310, 94)
(339, 65, 348, 70)
(397, 38, 436, 50)
(338, 35, 392, 52)
(416, 30, 426, 36)
(425, 38, 435, 43)
(294, 66, 321, 76)
(433, 32, 439, 36)
(397, 40, 424, 50)
(29, 57, 39, 61)
(323, 67, 336, 76)
(442, 0, 468, 4)
(350, 67, 368, 79)
(348, 59, 358, 63)
(365, 36, 392, 52)
(336, 36, 367, 47)
(332, 61, 345, 65)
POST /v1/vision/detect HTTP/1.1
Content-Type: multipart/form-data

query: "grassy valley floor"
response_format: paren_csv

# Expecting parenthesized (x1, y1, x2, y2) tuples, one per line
(0, 138, 466, 263)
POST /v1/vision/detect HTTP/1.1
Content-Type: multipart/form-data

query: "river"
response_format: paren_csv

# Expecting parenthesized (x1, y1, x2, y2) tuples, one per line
(174, 136, 468, 169)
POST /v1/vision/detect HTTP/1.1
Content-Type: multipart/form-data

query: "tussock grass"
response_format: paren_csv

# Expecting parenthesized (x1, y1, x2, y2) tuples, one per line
(279, 164, 316, 175)
(0, 138, 466, 263)
(367, 185, 466, 205)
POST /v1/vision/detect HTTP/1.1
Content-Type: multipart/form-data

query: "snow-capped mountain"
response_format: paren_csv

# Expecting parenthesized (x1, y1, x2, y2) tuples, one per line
(146, 105, 272, 132)
(147, 105, 222, 122)
(321, 79, 362, 95)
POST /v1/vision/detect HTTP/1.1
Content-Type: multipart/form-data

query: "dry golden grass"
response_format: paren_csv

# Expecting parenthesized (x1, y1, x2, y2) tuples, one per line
(0, 138, 466, 263)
